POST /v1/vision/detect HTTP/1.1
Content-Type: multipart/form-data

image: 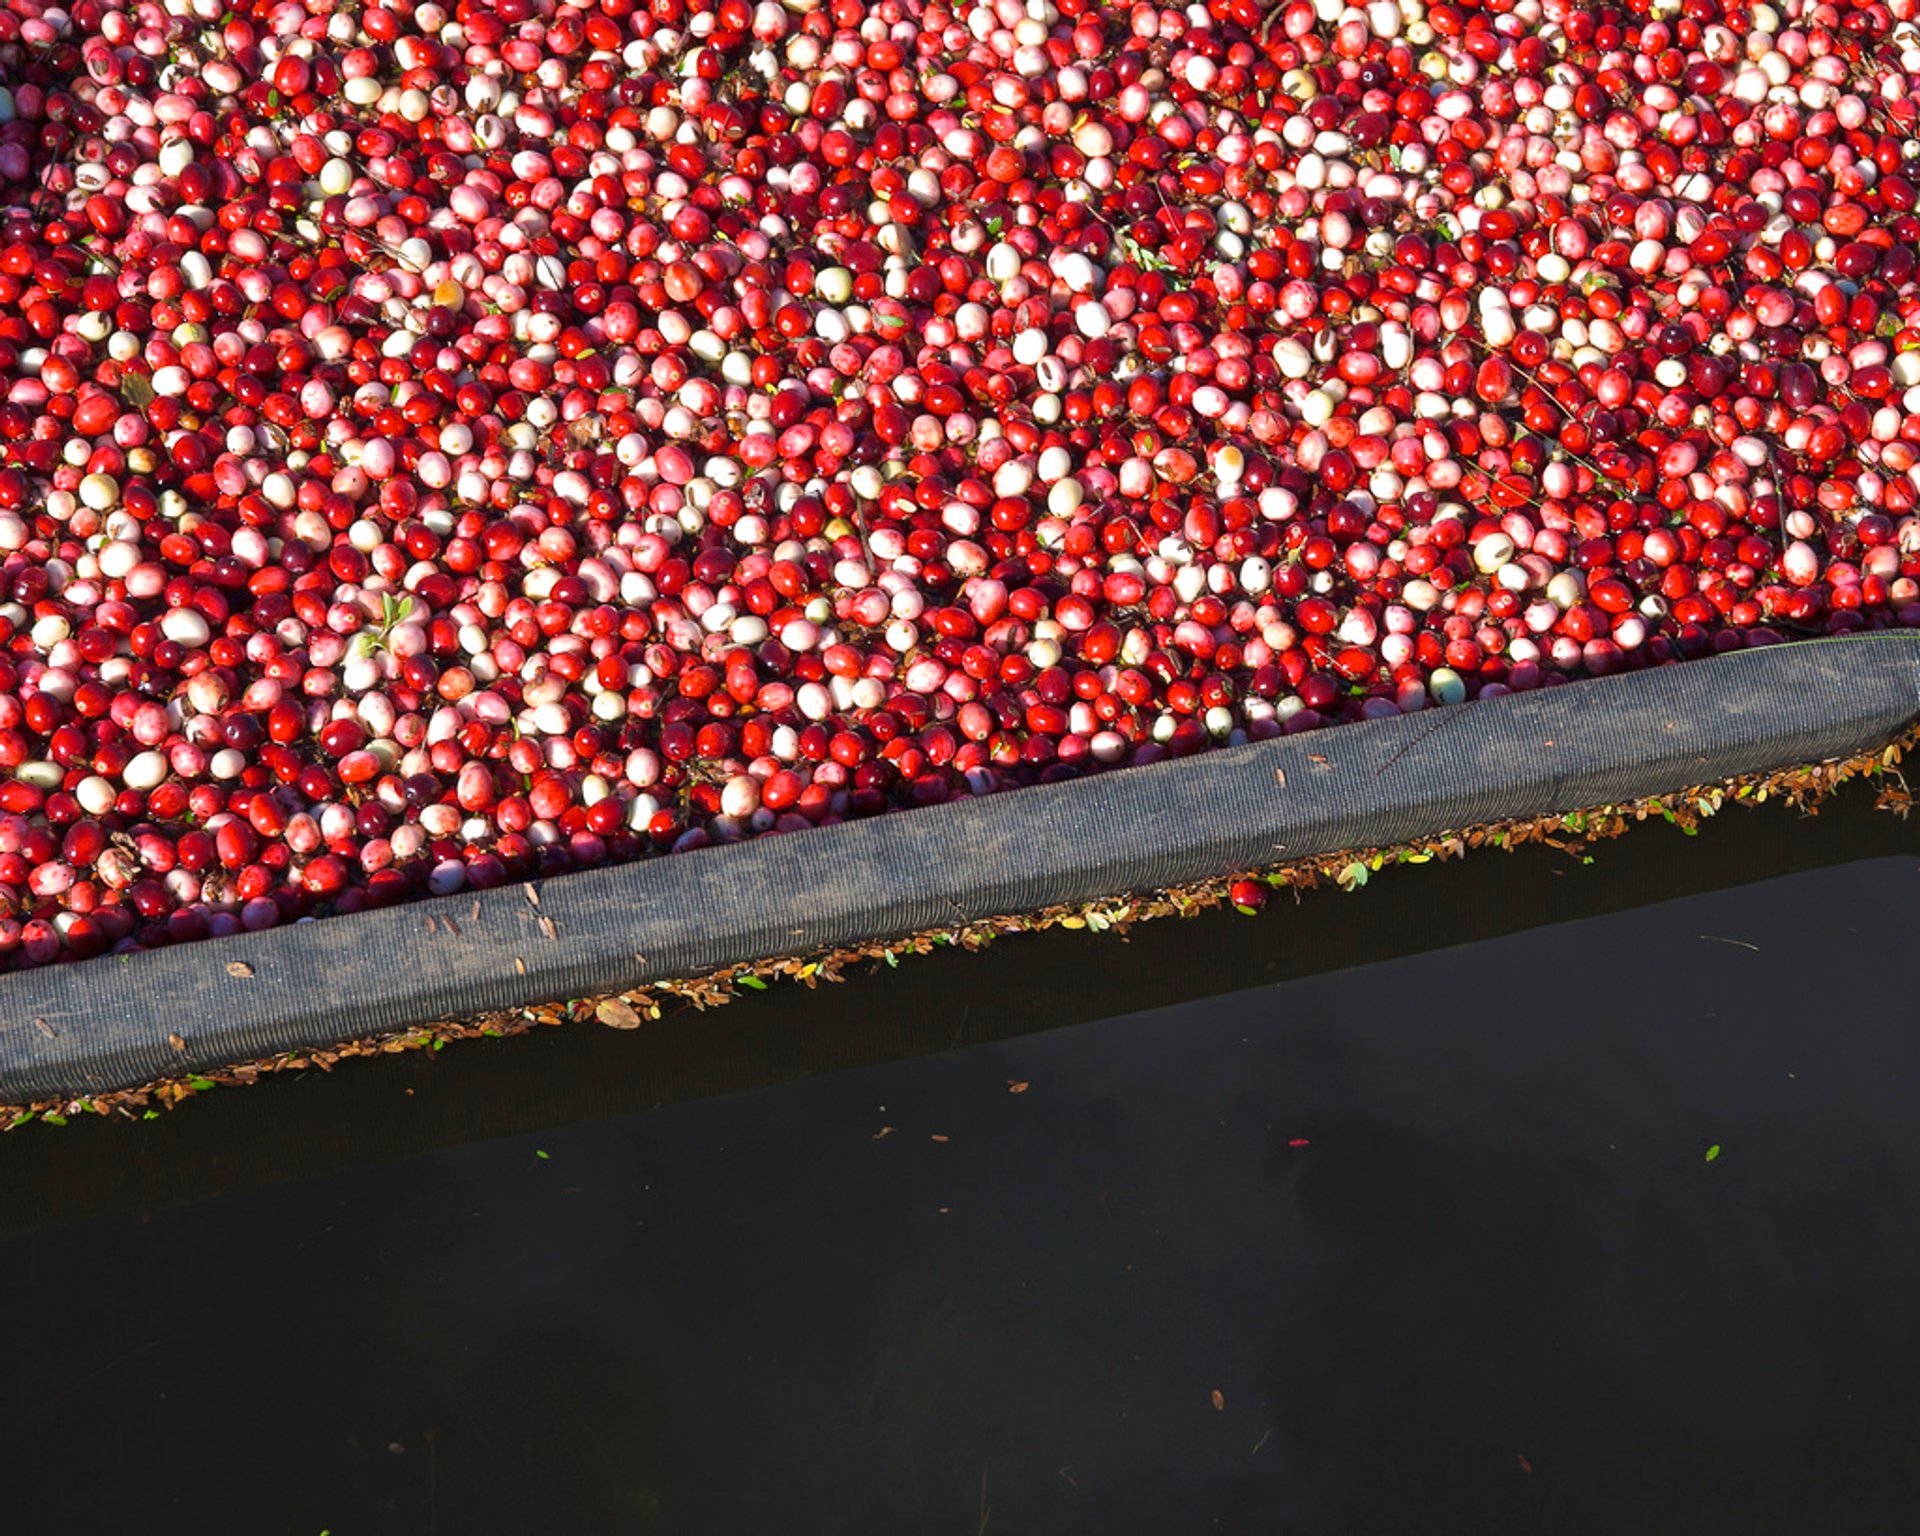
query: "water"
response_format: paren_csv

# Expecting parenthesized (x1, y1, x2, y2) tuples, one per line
(2, 786, 1918, 1534)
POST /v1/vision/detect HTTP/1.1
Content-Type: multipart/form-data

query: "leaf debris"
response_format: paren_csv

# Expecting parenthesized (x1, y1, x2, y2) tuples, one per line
(225, 962, 253, 979)
(7, 724, 1915, 1129)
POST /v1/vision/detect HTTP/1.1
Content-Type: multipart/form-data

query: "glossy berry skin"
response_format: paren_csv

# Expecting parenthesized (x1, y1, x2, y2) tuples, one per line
(0, 0, 1909, 969)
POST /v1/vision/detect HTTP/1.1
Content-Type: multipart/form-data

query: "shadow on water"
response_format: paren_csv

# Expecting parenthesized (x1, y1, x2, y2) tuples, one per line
(0, 779, 1913, 1233)
(0, 786, 1917, 1534)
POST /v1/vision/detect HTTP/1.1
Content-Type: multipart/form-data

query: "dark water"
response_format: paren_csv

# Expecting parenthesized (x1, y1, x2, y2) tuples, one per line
(2, 788, 1919, 1534)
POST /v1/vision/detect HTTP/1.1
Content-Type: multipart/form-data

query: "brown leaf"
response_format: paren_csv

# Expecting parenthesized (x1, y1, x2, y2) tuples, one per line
(595, 997, 642, 1030)
(537, 915, 558, 941)
(523, 881, 540, 906)
(514, 957, 526, 974)
(1211, 1390, 1226, 1412)
(442, 915, 460, 936)
(225, 962, 253, 978)
(424, 914, 437, 934)
(1007, 1080, 1030, 1094)
(1273, 767, 1286, 788)
(33, 1017, 54, 1039)
(167, 1033, 185, 1053)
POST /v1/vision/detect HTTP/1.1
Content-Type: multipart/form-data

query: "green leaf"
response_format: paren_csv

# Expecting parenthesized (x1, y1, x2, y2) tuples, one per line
(1335, 860, 1370, 893)
(432, 1038, 446, 1051)
(738, 974, 768, 991)
(142, 1110, 160, 1120)
(41, 1111, 66, 1127)
(186, 1076, 215, 1091)
(535, 1149, 549, 1160)
(1705, 1144, 1721, 1162)
(882, 950, 898, 968)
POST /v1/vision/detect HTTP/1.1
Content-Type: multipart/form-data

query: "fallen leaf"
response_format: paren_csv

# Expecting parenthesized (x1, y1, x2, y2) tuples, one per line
(872, 1126, 893, 1140)
(524, 882, 540, 906)
(470, 899, 481, 921)
(1008, 1080, 1030, 1094)
(1705, 1144, 1721, 1162)
(167, 1033, 185, 1053)
(1273, 767, 1286, 787)
(225, 961, 253, 978)
(931, 1133, 950, 1143)
(596, 998, 642, 1030)
(33, 1017, 54, 1039)
(424, 914, 437, 934)
(1211, 1390, 1226, 1412)
(1517, 1455, 1533, 1474)
(442, 915, 461, 936)
(537, 915, 557, 941)
(514, 957, 526, 974)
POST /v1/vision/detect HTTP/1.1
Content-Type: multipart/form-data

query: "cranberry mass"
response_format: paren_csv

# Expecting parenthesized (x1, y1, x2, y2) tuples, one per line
(0, 0, 1913, 969)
